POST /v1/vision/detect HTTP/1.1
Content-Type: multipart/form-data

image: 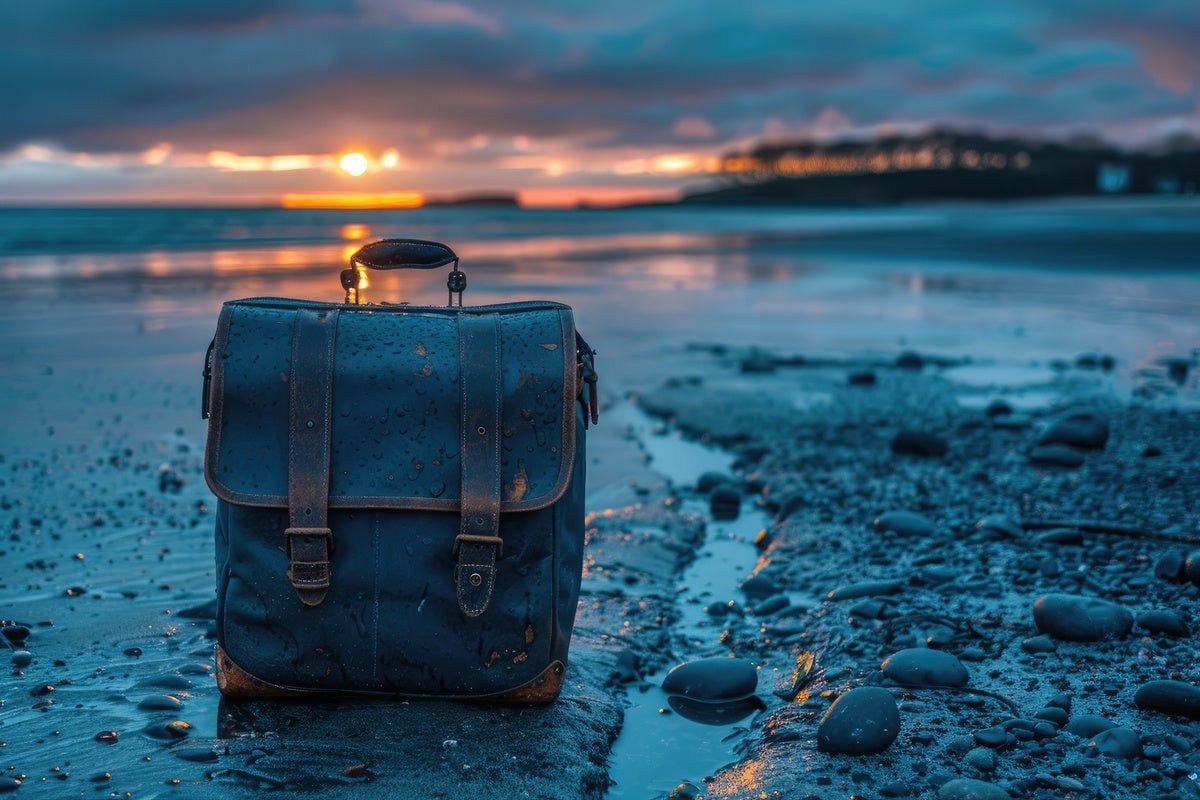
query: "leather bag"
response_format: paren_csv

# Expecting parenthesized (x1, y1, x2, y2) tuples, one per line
(202, 239, 598, 702)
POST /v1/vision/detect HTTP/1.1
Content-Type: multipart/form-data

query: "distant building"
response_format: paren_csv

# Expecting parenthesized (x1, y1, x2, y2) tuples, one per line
(1097, 163, 1131, 193)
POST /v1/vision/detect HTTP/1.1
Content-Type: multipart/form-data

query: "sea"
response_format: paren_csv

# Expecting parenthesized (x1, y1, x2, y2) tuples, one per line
(0, 197, 1197, 405)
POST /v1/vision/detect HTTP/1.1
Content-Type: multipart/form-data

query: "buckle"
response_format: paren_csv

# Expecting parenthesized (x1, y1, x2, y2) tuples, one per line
(284, 527, 333, 556)
(452, 534, 503, 560)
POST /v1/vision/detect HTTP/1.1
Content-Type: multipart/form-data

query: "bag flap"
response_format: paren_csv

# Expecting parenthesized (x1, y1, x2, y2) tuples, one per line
(204, 298, 579, 512)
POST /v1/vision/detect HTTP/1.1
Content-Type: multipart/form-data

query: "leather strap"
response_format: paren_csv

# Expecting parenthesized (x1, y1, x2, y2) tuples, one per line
(453, 313, 503, 618)
(286, 308, 339, 606)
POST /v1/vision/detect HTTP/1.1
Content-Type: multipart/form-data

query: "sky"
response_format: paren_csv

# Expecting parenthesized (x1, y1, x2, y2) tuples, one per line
(1, 0, 1197, 207)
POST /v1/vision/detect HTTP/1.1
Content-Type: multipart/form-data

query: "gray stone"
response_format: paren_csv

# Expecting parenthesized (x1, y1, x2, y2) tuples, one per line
(661, 657, 757, 703)
(1038, 410, 1110, 449)
(816, 687, 901, 755)
(873, 510, 936, 537)
(1029, 444, 1085, 467)
(1089, 726, 1142, 759)
(1062, 714, 1116, 738)
(881, 648, 969, 688)
(1135, 609, 1188, 637)
(1134, 680, 1200, 720)
(1032, 594, 1132, 642)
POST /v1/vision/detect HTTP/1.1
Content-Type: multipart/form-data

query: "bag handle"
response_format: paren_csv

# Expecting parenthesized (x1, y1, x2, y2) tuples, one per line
(342, 238, 467, 306)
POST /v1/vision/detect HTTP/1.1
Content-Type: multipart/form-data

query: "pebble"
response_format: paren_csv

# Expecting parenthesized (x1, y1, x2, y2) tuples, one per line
(1135, 609, 1188, 637)
(661, 657, 757, 703)
(1089, 726, 1143, 759)
(668, 782, 703, 800)
(709, 486, 741, 520)
(1033, 707, 1068, 727)
(1028, 444, 1084, 467)
(964, 747, 995, 771)
(1134, 680, 1200, 719)
(695, 472, 736, 493)
(848, 370, 877, 386)
(1186, 552, 1200, 587)
(881, 648, 969, 688)
(1037, 528, 1084, 545)
(0, 777, 21, 792)
(11, 650, 32, 667)
(1, 625, 30, 646)
(896, 351, 924, 370)
(1032, 594, 1132, 641)
(1020, 635, 1057, 654)
(873, 510, 935, 537)
(138, 695, 184, 711)
(973, 515, 1023, 539)
(984, 399, 1013, 417)
(1061, 714, 1115, 738)
(1154, 551, 1186, 582)
(936, 777, 1012, 799)
(815, 687, 901, 755)
(891, 429, 949, 458)
(973, 726, 1008, 747)
(1037, 409, 1110, 449)
(752, 595, 789, 616)
(827, 579, 904, 601)
(740, 573, 782, 600)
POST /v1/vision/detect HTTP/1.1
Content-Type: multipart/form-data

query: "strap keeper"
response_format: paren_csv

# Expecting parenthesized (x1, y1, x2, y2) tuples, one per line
(452, 533, 503, 560)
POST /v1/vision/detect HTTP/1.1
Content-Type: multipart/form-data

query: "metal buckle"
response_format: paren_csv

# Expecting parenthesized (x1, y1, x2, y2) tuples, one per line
(284, 527, 333, 557)
(452, 534, 503, 560)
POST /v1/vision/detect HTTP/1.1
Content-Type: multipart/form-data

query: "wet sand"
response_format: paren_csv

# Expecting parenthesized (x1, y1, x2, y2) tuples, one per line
(2, 201, 1199, 797)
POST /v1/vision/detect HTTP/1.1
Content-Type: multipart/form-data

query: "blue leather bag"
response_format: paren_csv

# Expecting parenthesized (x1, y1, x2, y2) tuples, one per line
(202, 239, 597, 701)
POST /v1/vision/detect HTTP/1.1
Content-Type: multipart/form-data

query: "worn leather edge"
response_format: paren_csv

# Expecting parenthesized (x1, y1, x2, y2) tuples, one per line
(215, 645, 566, 703)
(204, 303, 581, 515)
(215, 644, 322, 698)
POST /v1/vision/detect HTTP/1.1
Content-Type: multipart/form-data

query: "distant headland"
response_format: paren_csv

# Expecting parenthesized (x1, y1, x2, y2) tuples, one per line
(676, 129, 1200, 206)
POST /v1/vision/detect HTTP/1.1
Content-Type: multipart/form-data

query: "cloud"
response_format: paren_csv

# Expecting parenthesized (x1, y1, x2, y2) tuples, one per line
(0, 0, 1197, 199)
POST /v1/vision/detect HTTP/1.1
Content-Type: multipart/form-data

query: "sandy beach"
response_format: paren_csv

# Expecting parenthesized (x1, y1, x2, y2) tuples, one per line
(1, 200, 1199, 798)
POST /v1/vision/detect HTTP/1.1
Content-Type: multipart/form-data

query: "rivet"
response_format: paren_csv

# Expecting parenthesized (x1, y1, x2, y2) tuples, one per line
(468, 573, 483, 587)
(306, 419, 315, 429)
(477, 426, 486, 435)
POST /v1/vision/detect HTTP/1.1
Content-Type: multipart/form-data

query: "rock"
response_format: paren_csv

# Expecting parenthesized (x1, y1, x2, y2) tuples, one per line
(848, 370, 877, 386)
(1089, 727, 1143, 759)
(1134, 680, 1200, 719)
(984, 399, 1013, 417)
(964, 747, 996, 771)
(668, 782, 703, 800)
(816, 687, 901, 755)
(1028, 444, 1084, 468)
(1186, 552, 1200, 587)
(973, 726, 1007, 747)
(1061, 714, 1116, 738)
(1135, 610, 1188, 637)
(1037, 410, 1109, 449)
(1032, 594, 1132, 642)
(695, 472, 736, 493)
(896, 351, 924, 370)
(973, 515, 1022, 539)
(891, 430, 948, 458)
(1020, 635, 1057, 654)
(11, 650, 32, 668)
(936, 778, 1012, 799)
(873, 510, 935, 538)
(138, 695, 184, 711)
(709, 485, 741, 520)
(0, 776, 22, 793)
(752, 595, 789, 616)
(1, 625, 30, 646)
(1033, 706, 1068, 727)
(1037, 528, 1084, 545)
(1154, 551, 1186, 582)
(740, 573, 781, 600)
(661, 657, 757, 703)
(827, 579, 904, 601)
(881, 648, 969, 688)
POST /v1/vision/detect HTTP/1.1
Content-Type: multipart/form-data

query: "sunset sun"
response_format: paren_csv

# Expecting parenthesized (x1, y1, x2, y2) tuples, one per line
(339, 152, 368, 176)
